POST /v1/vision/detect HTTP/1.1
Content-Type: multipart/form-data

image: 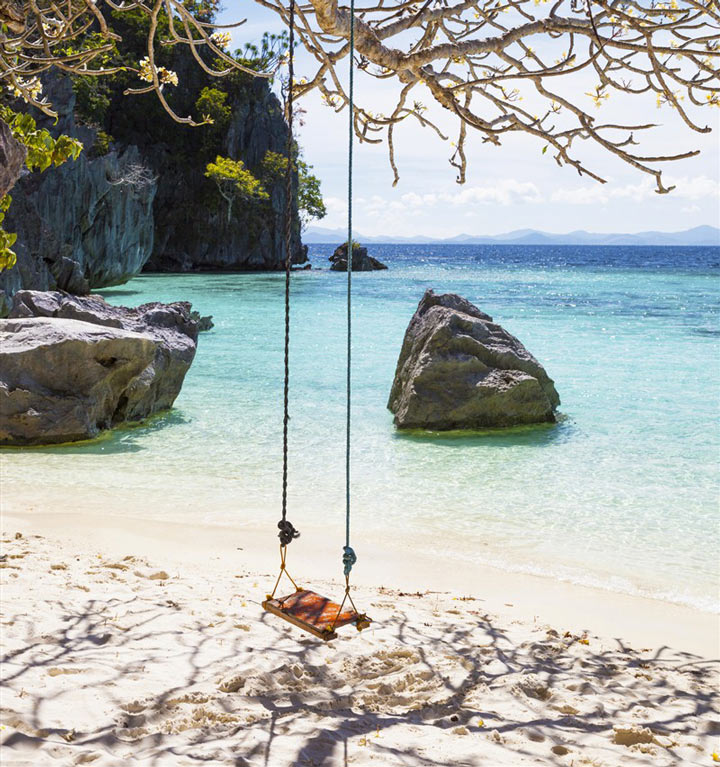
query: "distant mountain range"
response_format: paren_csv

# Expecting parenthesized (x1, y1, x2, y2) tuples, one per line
(304, 225, 720, 247)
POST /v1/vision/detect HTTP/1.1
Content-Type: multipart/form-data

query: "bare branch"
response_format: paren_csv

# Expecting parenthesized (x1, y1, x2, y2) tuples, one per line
(1, 0, 717, 191)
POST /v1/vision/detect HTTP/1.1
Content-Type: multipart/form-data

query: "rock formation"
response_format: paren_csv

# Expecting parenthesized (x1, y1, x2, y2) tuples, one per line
(0, 118, 26, 198)
(1, 291, 199, 445)
(330, 243, 388, 272)
(0, 76, 156, 315)
(388, 289, 560, 430)
(189, 310, 214, 331)
(0, 62, 306, 313)
(144, 77, 305, 273)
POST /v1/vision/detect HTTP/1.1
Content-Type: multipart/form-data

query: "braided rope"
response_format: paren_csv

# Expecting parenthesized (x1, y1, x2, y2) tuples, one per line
(279, 0, 299, 547)
(343, 0, 356, 576)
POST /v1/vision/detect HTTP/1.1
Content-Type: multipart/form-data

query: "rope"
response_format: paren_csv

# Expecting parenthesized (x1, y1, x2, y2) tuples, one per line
(343, 0, 356, 578)
(279, 0, 299, 548)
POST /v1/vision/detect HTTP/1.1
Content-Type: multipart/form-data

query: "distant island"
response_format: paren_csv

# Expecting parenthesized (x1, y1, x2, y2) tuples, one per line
(305, 224, 720, 247)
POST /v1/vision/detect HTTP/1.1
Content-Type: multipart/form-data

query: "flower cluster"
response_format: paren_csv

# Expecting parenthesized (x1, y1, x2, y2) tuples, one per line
(585, 86, 610, 108)
(138, 56, 179, 86)
(656, 90, 684, 108)
(41, 17, 62, 38)
(210, 31, 232, 49)
(7, 77, 42, 102)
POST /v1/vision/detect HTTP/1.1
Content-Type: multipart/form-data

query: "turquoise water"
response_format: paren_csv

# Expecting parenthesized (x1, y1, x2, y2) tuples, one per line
(2, 245, 718, 611)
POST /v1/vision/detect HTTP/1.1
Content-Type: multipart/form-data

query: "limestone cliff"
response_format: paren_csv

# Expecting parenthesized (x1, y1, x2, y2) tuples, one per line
(0, 44, 304, 312)
(144, 77, 303, 272)
(0, 77, 156, 314)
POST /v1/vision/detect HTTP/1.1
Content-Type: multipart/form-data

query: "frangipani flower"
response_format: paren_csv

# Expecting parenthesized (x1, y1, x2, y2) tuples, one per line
(210, 31, 232, 49)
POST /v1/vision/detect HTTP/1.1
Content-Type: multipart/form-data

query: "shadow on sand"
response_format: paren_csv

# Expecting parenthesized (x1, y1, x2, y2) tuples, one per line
(1, 583, 715, 766)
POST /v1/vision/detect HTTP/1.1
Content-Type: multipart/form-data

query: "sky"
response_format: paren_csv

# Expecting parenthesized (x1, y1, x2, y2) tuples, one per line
(218, 2, 720, 238)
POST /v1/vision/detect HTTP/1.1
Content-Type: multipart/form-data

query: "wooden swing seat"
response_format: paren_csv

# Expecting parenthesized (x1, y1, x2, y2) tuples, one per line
(263, 589, 369, 641)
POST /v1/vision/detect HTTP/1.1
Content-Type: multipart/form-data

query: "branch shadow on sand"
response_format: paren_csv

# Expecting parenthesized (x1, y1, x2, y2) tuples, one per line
(1, 572, 716, 767)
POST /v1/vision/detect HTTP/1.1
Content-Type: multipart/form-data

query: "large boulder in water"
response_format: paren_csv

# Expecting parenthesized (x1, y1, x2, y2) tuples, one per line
(0, 291, 199, 445)
(388, 289, 560, 430)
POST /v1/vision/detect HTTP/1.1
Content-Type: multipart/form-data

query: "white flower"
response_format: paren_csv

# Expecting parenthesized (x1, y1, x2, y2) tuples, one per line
(158, 67, 179, 87)
(138, 56, 154, 83)
(7, 76, 42, 102)
(137, 57, 178, 87)
(210, 31, 232, 49)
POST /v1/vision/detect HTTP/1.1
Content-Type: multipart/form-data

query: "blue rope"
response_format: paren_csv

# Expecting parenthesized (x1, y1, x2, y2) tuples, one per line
(344, 0, 356, 576)
(278, 0, 299, 547)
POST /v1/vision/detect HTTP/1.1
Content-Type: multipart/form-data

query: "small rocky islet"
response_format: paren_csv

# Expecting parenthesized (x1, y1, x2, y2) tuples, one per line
(329, 242, 388, 271)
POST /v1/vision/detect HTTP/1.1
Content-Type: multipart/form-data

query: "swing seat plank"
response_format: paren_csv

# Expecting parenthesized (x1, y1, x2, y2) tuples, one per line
(263, 589, 361, 641)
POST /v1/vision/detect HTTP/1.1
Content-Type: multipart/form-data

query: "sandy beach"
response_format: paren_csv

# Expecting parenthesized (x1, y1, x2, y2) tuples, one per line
(1, 509, 717, 767)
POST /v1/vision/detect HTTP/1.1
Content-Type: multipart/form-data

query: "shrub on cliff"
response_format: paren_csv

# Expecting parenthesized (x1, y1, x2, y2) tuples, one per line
(260, 151, 326, 231)
(0, 107, 82, 271)
(205, 156, 268, 222)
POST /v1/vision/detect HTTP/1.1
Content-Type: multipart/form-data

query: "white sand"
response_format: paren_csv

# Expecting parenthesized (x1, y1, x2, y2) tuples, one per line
(1, 511, 718, 766)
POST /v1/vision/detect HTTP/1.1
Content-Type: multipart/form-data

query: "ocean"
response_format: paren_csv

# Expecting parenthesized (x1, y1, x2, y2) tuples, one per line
(2, 244, 718, 612)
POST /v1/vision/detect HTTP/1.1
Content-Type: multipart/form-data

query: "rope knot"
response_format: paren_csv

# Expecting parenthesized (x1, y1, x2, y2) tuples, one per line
(342, 545, 357, 576)
(278, 519, 300, 546)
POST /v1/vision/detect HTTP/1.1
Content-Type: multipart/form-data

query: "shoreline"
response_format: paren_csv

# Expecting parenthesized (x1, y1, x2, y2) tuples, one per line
(2, 507, 718, 766)
(4, 507, 717, 659)
(1, 474, 716, 619)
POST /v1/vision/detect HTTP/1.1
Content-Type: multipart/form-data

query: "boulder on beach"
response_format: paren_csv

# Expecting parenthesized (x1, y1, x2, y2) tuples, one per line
(388, 289, 560, 430)
(329, 243, 387, 272)
(0, 291, 200, 445)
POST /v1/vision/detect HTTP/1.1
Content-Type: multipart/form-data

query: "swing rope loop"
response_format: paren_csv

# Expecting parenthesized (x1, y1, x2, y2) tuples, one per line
(279, 0, 298, 546)
(342, 545, 356, 577)
(278, 519, 300, 546)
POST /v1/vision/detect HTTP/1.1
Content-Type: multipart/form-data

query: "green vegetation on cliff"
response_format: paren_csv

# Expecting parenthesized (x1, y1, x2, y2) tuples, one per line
(2, 0, 324, 280)
(63, 9, 325, 241)
(0, 107, 82, 271)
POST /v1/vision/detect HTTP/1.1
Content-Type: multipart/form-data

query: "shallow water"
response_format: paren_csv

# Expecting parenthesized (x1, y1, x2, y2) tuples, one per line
(3, 244, 718, 611)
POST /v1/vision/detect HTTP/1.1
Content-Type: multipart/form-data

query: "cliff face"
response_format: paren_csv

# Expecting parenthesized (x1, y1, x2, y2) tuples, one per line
(0, 46, 304, 312)
(0, 77, 156, 314)
(0, 119, 26, 198)
(144, 78, 303, 272)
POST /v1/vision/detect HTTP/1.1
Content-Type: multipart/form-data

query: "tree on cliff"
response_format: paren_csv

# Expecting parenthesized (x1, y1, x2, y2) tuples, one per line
(205, 155, 269, 222)
(1, 0, 717, 196)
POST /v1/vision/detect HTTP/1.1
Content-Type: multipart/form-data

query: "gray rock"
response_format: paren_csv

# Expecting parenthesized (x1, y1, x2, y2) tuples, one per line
(1, 291, 199, 444)
(0, 318, 157, 445)
(189, 310, 214, 332)
(0, 118, 26, 198)
(329, 243, 388, 272)
(388, 289, 560, 430)
(0, 77, 156, 315)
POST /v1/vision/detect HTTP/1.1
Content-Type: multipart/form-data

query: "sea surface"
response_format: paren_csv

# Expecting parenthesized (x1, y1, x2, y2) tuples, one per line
(3, 244, 719, 612)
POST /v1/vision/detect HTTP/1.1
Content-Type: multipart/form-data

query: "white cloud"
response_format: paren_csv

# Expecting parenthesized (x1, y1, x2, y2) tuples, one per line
(550, 175, 720, 205)
(439, 180, 543, 206)
(670, 175, 720, 200)
(324, 196, 346, 213)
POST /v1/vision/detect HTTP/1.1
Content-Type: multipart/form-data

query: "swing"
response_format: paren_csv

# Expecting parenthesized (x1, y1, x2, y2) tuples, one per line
(262, 0, 370, 642)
